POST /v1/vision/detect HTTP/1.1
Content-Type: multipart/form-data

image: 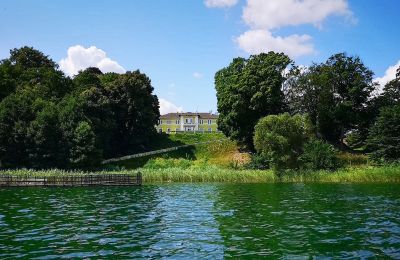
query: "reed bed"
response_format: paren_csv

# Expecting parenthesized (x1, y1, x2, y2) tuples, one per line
(1, 165, 400, 183)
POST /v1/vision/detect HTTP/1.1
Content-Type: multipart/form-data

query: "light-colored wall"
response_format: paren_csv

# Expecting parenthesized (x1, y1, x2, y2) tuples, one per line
(156, 115, 218, 133)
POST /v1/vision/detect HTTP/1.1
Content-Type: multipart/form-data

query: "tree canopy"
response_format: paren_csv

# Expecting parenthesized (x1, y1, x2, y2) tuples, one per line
(0, 47, 160, 169)
(285, 53, 375, 145)
(215, 52, 292, 150)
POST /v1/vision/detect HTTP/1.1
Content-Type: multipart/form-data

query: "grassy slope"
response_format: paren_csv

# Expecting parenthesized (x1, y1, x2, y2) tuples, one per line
(109, 132, 245, 169)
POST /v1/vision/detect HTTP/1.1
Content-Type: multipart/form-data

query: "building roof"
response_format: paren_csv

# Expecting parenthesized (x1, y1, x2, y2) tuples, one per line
(160, 112, 218, 119)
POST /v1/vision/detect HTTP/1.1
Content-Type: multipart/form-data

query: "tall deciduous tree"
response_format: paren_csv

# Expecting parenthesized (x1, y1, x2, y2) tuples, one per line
(0, 47, 160, 169)
(215, 52, 292, 149)
(286, 53, 375, 146)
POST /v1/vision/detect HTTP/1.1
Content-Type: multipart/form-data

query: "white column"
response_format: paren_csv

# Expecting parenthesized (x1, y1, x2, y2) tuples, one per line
(180, 114, 184, 131)
(195, 115, 199, 130)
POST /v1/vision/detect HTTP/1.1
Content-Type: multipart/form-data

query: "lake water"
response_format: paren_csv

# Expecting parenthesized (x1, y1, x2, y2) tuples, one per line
(0, 184, 399, 258)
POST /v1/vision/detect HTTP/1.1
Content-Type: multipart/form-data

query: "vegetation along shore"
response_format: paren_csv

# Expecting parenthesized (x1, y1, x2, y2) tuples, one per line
(1, 48, 400, 183)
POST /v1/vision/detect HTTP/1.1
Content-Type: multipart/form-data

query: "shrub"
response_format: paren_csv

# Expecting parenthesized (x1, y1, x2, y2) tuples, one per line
(367, 105, 400, 163)
(245, 154, 270, 170)
(299, 140, 341, 171)
(254, 113, 313, 171)
(143, 158, 193, 169)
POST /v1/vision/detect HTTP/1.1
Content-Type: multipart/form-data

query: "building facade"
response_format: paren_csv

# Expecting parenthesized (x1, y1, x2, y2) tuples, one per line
(157, 112, 219, 133)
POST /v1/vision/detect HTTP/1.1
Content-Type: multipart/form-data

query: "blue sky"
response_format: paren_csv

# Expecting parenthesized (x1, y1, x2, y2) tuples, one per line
(1, 0, 399, 114)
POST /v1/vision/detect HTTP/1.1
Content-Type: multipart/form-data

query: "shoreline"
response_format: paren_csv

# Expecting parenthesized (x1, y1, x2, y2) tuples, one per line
(1, 165, 399, 184)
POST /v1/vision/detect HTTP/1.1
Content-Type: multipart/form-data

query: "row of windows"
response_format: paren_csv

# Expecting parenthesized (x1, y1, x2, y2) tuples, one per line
(159, 128, 214, 133)
(158, 119, 216, 125)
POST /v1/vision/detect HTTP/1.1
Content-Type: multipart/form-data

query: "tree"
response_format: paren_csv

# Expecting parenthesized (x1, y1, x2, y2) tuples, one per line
(286, 53, 375, 146)
(102, 71, 160, 156)
(215, 52, 292, 150)
(0, 47, 161, 169)
(0, 46, 71, 101)
(253, 113, 313, 171)
(367, 105, 400, 163)
(69, 121, 102, 168)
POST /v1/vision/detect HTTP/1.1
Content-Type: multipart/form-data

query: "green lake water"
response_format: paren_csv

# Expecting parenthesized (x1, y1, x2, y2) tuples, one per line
(0, 183, 399, 258)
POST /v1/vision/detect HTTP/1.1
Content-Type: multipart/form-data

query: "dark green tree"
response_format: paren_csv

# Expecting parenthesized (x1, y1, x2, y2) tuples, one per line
(286, 53, 375, 146)
(215, 52, 292, 149)
(69, 121, 102, 168)
(102, 71, 160, 156)
(367, 104, 400, 163)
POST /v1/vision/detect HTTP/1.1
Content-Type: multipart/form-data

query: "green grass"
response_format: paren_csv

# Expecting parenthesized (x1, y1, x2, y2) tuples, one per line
(2, 165, 400, 183)
(110, 132, 241, 169)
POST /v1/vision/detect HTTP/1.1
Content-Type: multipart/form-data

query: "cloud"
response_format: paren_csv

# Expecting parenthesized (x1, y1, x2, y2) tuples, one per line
(159, 98, 183, 115)
(193, 72, 203, 79)
(236, 30, 315, 58)
(59, 45, 125, 76)
(204, 0, 238, 8)
(242, 0, 353, 30)
(235, 0, 353, 58)
(375, 60, 400, 87)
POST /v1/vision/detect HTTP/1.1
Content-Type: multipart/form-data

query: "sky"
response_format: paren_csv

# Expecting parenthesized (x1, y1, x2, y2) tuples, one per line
(1, 0, 399, 114)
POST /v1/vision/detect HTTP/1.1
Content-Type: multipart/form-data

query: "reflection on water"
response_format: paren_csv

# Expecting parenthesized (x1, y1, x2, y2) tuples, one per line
(0, 184, 399, 258)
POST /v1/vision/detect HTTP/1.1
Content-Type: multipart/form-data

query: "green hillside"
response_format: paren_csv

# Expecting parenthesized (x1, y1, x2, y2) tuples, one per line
(107, 132, 249, 169)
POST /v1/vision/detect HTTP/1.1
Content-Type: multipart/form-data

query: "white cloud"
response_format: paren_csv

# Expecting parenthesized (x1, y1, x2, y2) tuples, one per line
(59, 45, 125, 76)
(159, 98, 183, 115)
(235, 0, 353, 58)
(204, 0, 238, 8)
(242, 0, 352, 30)
(375, 60, 400, 87)
(193, 72, 203, 79)
(236, 30, 315, 58)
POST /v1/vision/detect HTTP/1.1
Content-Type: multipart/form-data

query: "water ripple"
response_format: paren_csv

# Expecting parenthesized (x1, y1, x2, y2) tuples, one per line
(0, 184, 399, 258)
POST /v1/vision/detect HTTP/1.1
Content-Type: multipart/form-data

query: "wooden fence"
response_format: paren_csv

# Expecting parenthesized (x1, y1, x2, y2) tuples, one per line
(0, 173, 142, 187)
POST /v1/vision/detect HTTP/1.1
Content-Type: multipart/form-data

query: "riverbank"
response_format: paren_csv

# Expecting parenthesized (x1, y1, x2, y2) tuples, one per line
(1, 165, 400, 184)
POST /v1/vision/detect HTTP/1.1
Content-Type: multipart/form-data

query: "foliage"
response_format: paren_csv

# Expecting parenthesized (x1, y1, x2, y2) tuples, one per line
(215, 52, 292, 150)
(253, 113, 313, 171)
(109, 132, 239, 169)
(299, 140, 341, 171)
(246, 153, 270, 170)
(367, 105, 400, 163)
(285, 53, 375, 145)
(3, 165, 400, 183)
(69, 121, 102, 168)
(0, 47, 160, 169)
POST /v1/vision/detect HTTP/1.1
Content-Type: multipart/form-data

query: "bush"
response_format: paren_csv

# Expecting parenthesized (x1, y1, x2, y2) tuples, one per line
(245, 154, 270, 170)
(299, 140, 341, 171)
(254, 113, 313, 171)
(367, 105, 400, 163)
(143, 158, 193, 169)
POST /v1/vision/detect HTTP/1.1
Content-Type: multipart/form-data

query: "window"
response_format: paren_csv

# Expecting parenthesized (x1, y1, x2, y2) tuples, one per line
(208, 119, 212, 125)
(199, 119, 203, 124)
(208, 128, 212, 132)
(160, 120, 163, 124)
(166, 120, 171, 125)
(167, 128, 170, 133)
(176, 120, 180, 124)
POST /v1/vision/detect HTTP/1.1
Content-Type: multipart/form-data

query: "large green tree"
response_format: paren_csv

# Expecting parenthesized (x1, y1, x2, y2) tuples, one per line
(367, 104, 400, 162)
(254, 113, 313, 171)
(286, 53, 375, 146)
(215, 52, 292, 149)
(0, 47, 160, 169)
